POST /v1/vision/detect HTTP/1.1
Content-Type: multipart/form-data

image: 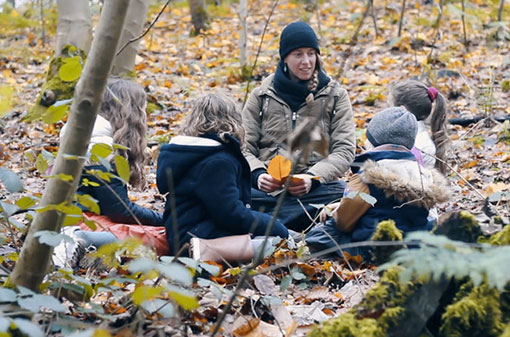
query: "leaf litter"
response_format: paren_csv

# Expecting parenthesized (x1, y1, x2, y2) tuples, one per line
(0, 0, 509, 336)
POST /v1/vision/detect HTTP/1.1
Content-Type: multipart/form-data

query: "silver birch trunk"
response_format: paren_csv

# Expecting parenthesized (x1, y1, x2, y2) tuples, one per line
(239, 0, 247, 69)
(55, 0, 93, 55)
(9, 0, 130, 291)
(188, 0, 210, 35)
(112, 0, 149, 76)
(498, 0, 505, 21)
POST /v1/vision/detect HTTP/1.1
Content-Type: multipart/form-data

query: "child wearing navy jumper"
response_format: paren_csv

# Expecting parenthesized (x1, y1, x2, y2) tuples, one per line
(305, 107, 450, 258)
(157, 93, 289, 263)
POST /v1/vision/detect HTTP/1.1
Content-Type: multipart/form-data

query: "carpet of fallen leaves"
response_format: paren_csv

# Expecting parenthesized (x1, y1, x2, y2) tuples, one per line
(1, 0, 510, 336)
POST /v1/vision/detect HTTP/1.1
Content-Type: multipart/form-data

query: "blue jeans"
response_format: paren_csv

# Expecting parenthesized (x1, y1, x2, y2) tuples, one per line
(251, 180, 346, 231)
(75, 230, 118, 248)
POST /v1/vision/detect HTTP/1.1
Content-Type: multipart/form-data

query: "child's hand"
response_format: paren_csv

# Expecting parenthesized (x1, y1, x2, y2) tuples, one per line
(319, 202, 340, 223)
(288, 174, 314, 197)
(258, 173, 282, 192)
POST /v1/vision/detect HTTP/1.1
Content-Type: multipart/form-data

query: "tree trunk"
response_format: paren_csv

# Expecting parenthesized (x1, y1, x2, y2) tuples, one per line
(112, 0, 150, 76)
(9, 0, 130, 291)
(498, 0, 505, 21)
(55, 0, 93, 56)
(188, 0, 210, 36)
(239, 0, 247, 70)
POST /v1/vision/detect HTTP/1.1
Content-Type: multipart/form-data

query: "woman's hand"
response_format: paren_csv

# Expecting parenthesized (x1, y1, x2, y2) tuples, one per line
(258, 173, 282, 193)
(288, 174, 314, 197)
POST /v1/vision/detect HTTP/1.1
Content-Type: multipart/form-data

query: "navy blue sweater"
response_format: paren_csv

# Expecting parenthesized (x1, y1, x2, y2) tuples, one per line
(77, 165, 163, 226)
(156, 134, 289, 248)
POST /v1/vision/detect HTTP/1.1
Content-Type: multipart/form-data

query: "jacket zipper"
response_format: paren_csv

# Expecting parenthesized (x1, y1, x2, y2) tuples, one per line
(292, 111, 297, 129)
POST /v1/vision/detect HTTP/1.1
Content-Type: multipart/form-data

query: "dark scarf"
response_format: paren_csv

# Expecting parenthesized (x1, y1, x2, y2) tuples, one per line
(273, 60, 330, 112)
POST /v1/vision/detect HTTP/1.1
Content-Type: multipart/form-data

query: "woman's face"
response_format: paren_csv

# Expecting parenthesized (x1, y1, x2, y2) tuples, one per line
(284, 47, 316, 81)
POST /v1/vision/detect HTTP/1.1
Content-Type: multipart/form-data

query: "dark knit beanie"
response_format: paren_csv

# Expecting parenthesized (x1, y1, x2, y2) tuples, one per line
(366, 107, 418, 149)
(279, 21, 320, 60)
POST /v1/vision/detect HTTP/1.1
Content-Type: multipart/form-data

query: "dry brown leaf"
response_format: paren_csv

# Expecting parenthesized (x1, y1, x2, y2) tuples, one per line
(483, 182, 509, 196)
(253, 274, 278, 296)
(232, 316, 260, 337)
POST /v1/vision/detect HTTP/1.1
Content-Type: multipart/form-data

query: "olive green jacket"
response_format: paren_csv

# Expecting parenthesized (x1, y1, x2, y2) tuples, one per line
(242, 74, 356, 183)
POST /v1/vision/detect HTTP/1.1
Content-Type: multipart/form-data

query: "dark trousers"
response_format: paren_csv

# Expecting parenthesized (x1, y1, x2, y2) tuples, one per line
(251, 180, 346, 231)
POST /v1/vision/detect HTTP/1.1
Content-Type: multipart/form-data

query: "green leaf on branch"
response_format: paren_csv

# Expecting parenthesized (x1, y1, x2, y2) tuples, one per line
(167, 285, 199, 310)
(16, 196, 38, 210)
(62, 214, 84, 227)
(42, 104, 68, 124)
(0, 317, 9, 332)
(141, 298, 175, 317)
(132, 285, 164, 306)
(157, 262, 193, 286)
(0, 288, 16, 302)
(0, 201, 18, 216)
(12, 318, 44, 337)
(58, 56, 82, 82)
(0, 167, 23, 193)
(34, 230, 69, 247)
(77, 194, 100, 214)
(36, 153, 49, 175)
(0, 85, 13, 117)
(91, 143, 113, 159)
(114, 155, 130, 184)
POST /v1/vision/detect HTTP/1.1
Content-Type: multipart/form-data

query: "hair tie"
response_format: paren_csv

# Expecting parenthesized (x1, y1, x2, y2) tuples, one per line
(427, 87, 439, 102)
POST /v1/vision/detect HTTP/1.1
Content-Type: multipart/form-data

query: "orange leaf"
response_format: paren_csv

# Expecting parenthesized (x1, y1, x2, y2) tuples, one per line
(342, 251, 363, 264)
(233, 317, 260, 336)
(287, 176, 303, 185)
(462, 160, 478, 169)
(267, 154, 291, 182)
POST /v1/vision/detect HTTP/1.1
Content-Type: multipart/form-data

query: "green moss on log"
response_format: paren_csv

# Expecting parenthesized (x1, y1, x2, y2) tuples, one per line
(479, 225, 510, 246)
(309, 267, 417, 337)
(433, 211, 482, 243)
(440, 282, 506, 337)
(371, 220, 403, 264)
(28, 45, 86, 120)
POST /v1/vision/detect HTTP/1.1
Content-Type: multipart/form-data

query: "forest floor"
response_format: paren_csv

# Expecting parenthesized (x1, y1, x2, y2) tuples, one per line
(0, 0, 509, 336)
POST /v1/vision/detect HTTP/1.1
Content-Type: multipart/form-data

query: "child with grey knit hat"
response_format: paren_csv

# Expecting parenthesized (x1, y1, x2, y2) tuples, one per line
(306, 107, 450, 259)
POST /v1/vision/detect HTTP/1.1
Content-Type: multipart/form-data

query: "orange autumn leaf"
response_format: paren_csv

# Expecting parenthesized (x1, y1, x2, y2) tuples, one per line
(267, 154, 291, 182)
(288, 176, 303, 185)
(342, 251, 363, 264)
(462, 160, 479, 169)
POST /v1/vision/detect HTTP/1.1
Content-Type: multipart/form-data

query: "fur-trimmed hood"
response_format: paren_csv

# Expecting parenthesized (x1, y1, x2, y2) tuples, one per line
(359, 159, 450, 209)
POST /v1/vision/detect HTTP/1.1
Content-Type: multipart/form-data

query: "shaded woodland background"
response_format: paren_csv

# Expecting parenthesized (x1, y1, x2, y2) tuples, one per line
(0, 0, 509, 336)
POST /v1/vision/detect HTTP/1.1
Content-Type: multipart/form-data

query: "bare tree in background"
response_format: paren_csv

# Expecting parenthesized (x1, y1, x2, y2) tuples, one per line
(239, 0, 248, 76)
(188, 0, 210, 35)
(112, 0, 150, 76)
(55, 0, 93, 56)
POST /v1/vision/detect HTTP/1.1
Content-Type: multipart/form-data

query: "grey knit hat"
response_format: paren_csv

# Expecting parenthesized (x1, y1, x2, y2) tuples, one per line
(279, 21, 320, 60)
(366, 107, 418, 149)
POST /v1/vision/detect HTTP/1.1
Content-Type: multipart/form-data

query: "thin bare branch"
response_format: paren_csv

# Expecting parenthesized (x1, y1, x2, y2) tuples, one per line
(242, 0, 280, 107)
(116, 0, 173, 57)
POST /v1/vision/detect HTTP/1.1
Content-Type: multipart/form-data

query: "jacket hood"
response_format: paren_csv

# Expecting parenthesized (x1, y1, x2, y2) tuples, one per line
(359, 159, 450, 209)
(157, 135, 224, 194)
